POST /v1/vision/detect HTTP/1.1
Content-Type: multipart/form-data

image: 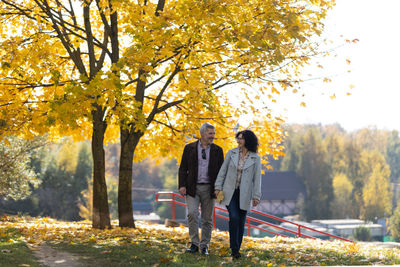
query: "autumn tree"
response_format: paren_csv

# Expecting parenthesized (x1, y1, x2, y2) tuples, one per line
(354, 127, 389, 155)
(0, 136, 45, 200)
(324, 132, 347, 174)
(331, 173, 353, 218)
(342, 138, 364, 218)
(0, 0, 336, 228)
(388, 203, 400, 240)
(386, 130, 400, 182)
(362, 161, 392, 221)
(297, 128, 333, 220)
(280, 127, 302, 172)
(1, 140, 92, 220)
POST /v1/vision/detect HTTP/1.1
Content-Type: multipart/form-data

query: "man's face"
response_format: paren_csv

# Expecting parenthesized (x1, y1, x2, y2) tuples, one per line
(201, 128, 215, 145)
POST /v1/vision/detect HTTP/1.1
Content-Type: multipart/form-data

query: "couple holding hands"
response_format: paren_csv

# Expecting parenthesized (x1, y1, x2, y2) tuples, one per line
(178, 122, 262, 259)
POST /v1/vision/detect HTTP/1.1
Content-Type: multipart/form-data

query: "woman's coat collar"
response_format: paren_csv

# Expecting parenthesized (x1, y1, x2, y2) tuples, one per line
(230, 148, 257, 169)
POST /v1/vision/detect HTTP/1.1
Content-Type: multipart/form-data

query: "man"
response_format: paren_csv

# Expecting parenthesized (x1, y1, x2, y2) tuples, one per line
(178, 122, 224, 255)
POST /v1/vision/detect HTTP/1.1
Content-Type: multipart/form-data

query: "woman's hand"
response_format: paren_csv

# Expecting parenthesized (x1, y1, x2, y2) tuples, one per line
(252, 199, 259, 207)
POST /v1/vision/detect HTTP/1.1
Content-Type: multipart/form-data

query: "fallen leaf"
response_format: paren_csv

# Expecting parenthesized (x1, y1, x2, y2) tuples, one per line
(160, 257, 172, 263)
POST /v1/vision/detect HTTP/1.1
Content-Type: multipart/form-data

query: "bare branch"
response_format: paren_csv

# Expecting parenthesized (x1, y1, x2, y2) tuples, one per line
(155, 0, 165, 16)
(156, 99, 183, 114)
(144, 74, 166, 89)
(153, 119, 182, 135)
(83, 2, 96, 78)
(0, 100, 49, 108)
(0, 0, 36, 20)
(34, 0, 88, 76)
(146, 65, 181, 124)
(124, 77, 139, 87)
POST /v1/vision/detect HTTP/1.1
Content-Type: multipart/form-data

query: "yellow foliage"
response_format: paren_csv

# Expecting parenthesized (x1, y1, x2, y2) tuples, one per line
(56, 141, 80, 173)
(362, 162, 393, 218)
(0, 0, 336, 169)
(333, 173, 353, 200)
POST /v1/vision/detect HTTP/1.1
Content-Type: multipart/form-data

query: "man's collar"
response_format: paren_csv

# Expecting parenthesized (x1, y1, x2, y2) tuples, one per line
(199, 140, 211, 149)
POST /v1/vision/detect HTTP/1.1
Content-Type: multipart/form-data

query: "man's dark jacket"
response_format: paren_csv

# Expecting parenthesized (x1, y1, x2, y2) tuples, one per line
(178, 140, 224, 198)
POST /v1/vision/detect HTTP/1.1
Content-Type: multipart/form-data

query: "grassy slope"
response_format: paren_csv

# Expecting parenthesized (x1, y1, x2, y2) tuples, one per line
(0, 227, 40, 267)
(0, 216, 399, 266)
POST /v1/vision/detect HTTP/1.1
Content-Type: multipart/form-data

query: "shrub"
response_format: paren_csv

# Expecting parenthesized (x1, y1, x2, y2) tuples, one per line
(354, 226, 372, 241)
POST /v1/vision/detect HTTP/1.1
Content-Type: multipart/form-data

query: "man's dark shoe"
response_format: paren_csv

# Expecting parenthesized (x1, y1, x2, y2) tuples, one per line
(232, 252, 241, 259)
(185, 244, 199, 253)
(201, 247, 209, 255)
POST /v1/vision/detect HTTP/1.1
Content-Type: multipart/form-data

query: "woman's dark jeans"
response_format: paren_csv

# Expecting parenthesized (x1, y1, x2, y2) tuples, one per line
(226, 188, 247, 254)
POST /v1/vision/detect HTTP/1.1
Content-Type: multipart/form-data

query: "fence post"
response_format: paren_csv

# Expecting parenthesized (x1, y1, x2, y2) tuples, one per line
(298, 225, 301, 238)
(247, 218, 251, 236)
(213, 208, 216, 229)
(172, 193, 176, 221)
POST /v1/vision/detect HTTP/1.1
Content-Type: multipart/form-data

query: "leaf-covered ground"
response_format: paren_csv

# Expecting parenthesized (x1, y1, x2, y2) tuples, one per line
(1, 215, 399, 266)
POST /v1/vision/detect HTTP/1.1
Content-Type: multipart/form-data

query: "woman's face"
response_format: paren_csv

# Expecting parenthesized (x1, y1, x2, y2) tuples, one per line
(236, 134, 245, 149)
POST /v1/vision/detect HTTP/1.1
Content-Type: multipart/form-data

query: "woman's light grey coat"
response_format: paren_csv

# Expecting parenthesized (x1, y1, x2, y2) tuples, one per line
(214, 148, 262, 211)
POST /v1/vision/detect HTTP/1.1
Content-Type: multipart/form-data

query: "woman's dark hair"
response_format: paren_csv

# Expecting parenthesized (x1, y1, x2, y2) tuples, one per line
(236, 130, 258, 153)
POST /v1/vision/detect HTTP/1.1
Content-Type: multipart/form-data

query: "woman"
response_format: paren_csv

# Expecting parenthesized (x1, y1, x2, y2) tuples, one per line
(214, 130, 261, 259)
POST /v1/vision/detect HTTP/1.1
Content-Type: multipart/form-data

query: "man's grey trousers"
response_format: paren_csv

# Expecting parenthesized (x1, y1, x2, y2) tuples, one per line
(186, 184, 214, 249)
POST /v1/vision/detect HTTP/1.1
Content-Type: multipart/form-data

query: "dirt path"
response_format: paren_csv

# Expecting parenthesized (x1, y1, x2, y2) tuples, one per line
(29, 243, 84, 267)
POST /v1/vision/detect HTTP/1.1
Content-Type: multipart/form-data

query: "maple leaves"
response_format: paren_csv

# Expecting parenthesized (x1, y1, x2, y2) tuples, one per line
(0, 0, 341, 228)
(1, 215, 400, 265)
(0, 0, 336, 159)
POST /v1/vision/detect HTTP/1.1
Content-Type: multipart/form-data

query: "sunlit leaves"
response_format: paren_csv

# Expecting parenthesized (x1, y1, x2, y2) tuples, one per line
(362, 162, 393, 220)
(0, 0, 338, 170)
(0, 136, 45, 200)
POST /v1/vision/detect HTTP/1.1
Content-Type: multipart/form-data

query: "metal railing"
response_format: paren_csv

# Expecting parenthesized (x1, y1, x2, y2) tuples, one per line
(155, 191, 354, 243)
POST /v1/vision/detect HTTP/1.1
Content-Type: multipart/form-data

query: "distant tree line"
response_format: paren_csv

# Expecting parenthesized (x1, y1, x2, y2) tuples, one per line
(0, 139, 178, 221)
(0, 139, 92, 220)
(270, 124, 398, 225)
(2, 124, 400, 239)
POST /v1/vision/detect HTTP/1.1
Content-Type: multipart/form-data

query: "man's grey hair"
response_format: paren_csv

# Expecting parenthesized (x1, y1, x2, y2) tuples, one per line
(200, 122, 215, 134)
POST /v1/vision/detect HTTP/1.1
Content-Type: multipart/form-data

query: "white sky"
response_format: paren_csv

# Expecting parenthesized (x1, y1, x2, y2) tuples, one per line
(273, 0, 400, 132)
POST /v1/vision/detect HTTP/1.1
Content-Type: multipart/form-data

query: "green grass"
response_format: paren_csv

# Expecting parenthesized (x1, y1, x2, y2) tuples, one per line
(51, 241, 232, 266)
(48, 239, 391, 266)
(0, 227, 40, 267)
(2, 216, 400, 266)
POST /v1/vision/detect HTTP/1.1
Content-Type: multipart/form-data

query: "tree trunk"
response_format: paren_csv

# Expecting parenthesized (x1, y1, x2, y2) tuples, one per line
(118, 128, 142, 228)
(91, 106, 111, 229)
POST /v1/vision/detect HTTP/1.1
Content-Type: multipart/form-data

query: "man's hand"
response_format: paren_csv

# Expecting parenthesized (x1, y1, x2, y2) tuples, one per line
(179, 187, 186, 196)
(252, 199, 260, 207)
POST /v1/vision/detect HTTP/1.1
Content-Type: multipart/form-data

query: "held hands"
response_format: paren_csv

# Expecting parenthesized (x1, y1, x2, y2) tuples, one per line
(179, 187, 186, 196)
(252, 199, 260, 207)
(215, 190, 224, 203)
